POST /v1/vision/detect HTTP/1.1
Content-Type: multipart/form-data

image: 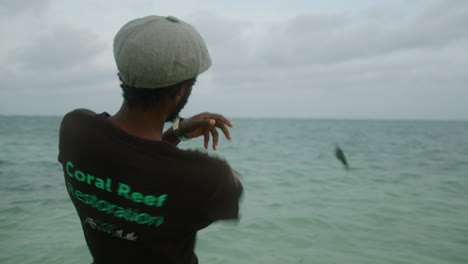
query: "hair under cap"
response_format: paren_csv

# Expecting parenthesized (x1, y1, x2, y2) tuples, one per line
(113, 15, 212, 89)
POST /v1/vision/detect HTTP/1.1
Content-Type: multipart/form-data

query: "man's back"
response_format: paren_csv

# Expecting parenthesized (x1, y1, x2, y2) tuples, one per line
(58, 109, 243, 263)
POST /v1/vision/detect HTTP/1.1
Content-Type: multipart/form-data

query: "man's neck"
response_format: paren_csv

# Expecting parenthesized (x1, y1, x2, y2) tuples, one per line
(109, 103, 167, 141)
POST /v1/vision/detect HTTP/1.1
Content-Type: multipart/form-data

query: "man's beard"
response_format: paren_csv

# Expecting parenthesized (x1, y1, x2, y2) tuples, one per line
(166, 88, 191, 122)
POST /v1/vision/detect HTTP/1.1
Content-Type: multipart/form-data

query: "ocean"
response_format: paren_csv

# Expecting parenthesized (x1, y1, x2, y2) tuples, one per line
(1, 115, 467, 264)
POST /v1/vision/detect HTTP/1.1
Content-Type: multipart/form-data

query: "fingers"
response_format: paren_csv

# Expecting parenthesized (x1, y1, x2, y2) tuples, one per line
(195, 112, 233, 128)
(211, 125, 219, 150)
(216, 122, 231, 140)
(212, 114, 233, 128)
(204, 131, 209, 149)
(202, 120, 226, 150)
(201, 113, 232, 141)
(204, 119, 215, 149)
(187, 112, 233, 150)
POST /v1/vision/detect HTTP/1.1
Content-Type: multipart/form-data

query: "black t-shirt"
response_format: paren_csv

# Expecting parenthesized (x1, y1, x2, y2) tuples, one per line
(58, 109, 243, 264)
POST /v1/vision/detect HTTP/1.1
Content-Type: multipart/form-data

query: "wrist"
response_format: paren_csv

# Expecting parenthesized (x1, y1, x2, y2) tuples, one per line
(172, 116, 190, 142)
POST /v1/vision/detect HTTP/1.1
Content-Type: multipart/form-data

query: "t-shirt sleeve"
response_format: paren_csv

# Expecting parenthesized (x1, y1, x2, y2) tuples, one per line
(202, 161, 243, 221)
(57, 109, 96, 164)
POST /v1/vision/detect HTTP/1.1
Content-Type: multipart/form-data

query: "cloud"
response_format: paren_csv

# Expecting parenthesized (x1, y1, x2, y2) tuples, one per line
(190, 13, 255, 71)
(0, 0, 49, 16)
(191, 1, 468, 89)
(258, 1, 468, 66)
(0, 0, 466, 119)
(0, 23, 116, 114)
(13, 26, 107, 71)
(180, 1, 468, 119)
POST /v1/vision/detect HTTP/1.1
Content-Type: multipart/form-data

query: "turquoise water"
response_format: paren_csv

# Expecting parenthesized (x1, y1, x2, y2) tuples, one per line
(1, 116, 468, 264)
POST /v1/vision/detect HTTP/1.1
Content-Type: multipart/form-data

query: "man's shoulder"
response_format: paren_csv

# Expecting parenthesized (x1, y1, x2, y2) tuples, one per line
(62, 108, 99, 121)
(61, 109, 109, 129)
(59, 109, 108, 145)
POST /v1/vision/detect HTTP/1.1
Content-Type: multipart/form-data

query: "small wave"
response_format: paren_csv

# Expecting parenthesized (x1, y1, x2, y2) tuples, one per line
(0, 159, 15, 166)
(0, 205, 26, 215)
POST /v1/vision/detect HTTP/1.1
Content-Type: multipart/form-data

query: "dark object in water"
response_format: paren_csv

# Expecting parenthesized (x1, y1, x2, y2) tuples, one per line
(335, 145, 349, 170)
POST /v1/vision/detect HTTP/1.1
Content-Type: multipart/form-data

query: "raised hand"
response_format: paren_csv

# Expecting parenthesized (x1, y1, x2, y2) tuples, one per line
(179, 113, 233, 150)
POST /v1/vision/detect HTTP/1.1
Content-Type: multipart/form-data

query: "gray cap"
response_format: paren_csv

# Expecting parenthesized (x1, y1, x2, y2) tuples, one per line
(113, 15, 212, 89)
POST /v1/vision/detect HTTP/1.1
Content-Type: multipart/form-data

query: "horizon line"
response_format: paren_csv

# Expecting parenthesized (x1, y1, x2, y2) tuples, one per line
(1, 114, 467, 122)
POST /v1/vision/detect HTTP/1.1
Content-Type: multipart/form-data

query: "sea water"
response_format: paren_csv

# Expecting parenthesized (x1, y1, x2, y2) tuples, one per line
(1, 116, 467, 264)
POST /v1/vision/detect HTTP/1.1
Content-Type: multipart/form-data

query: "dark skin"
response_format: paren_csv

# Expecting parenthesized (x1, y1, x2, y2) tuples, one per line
(109, 84, 233, 150)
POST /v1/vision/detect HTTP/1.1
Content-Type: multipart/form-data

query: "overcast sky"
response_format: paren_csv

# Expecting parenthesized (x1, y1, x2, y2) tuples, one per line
(1, 0, 467, 120)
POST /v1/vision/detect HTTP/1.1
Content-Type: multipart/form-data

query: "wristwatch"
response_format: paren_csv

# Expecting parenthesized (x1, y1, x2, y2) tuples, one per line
(172, 116, 190, 141)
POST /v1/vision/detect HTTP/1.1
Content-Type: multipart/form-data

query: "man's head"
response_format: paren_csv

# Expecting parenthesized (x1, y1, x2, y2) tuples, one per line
(119, 75, 195, 121)
(113, 15, 211, 119)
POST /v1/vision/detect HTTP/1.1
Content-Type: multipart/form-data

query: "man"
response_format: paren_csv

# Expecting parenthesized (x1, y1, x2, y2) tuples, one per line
(58, 15, 243, 264)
